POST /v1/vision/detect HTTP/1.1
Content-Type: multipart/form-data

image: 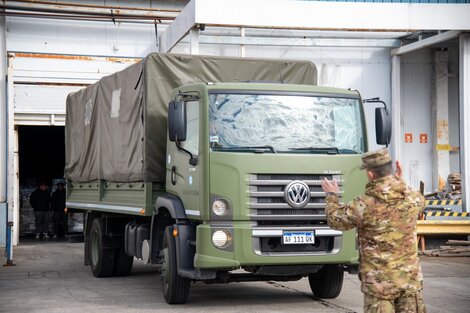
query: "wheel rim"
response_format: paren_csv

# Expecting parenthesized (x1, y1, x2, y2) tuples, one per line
(90, 229, 99, 266)
(161, 247, 169, 293)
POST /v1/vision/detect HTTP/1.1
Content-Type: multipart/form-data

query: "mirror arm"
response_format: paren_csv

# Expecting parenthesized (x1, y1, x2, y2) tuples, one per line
(363, 97, 388, 112)
(175, 140, 198, 166)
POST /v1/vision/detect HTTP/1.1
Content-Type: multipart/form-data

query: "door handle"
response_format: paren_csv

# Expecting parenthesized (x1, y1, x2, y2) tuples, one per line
(171, 166, 177, 185)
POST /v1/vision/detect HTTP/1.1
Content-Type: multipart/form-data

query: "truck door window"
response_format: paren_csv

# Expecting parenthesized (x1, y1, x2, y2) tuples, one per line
(181, 100, 199, 156)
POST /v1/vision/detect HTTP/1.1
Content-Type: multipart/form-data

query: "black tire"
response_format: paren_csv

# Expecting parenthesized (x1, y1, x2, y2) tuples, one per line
(308, 264, 344, 299)
(89, 218, 115, 277)
(161, 226, 190, 304)
(113, 246, 134, 276)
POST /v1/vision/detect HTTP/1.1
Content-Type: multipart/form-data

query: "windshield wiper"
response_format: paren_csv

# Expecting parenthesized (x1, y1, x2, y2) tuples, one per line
(288, 147, 340, 155)
(212, 145, 277, 153)
(338, 148, 360, 154)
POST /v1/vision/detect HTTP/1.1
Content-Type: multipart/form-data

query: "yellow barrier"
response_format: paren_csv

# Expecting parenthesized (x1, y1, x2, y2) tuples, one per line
(417, 220, 470, 235)
(425, 199, 462, 206)
(426, 212, 469, 217)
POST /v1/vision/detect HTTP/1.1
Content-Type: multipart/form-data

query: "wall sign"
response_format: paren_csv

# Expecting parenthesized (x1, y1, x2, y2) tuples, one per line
(420, 133, 428, 144)
(405, 133, 413, 143)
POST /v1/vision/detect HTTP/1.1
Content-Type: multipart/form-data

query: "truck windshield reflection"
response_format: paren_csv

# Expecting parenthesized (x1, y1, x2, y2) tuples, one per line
(209, 93, 365, 154)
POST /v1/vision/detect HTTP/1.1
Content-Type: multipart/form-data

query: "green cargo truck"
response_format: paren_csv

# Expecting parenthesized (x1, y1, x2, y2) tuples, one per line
(65, 53, 390, 304)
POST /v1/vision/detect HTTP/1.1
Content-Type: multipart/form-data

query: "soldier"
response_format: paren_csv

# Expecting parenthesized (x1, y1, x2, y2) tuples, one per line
(321, 148, 426, 313)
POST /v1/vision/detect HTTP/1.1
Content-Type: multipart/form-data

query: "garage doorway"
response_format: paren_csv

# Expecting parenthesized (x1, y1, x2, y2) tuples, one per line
(18, 126, 65, 238)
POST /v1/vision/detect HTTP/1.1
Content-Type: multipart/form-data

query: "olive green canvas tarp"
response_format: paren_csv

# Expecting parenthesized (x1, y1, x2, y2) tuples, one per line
(65, 53, 317, 183)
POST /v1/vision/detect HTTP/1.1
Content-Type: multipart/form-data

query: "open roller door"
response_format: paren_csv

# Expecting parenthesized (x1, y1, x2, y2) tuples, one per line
(8, 53, 138, 244)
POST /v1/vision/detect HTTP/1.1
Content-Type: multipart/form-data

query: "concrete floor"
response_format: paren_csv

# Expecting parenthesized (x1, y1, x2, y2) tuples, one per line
(0, 240, 469, 313)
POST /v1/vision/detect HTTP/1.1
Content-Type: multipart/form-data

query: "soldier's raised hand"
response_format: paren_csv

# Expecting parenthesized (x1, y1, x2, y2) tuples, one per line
(322, 178, 339, 194)
(395, 160, 403, 178)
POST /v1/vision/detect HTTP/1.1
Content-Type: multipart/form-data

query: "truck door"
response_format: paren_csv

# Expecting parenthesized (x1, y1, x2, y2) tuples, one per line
(167, 98, 201, 218)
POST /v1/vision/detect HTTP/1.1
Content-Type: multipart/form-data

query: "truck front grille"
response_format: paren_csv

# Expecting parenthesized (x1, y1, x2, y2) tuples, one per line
(248, 173, 342, 220)
(257, 209, 324, 215)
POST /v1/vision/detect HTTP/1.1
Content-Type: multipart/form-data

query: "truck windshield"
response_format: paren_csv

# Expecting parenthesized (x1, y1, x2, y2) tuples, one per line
(209, 92, 365, 154)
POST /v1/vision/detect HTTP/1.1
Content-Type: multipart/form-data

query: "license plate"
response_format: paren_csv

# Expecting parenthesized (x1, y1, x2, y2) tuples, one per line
(282, 232, 315, 245)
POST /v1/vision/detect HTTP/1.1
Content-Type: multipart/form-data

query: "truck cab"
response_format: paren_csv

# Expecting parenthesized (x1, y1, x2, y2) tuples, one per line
(158, 82, 378, 303)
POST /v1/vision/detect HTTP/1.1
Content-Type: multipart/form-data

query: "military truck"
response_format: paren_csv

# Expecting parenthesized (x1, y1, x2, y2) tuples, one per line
(65, 53, 390, 304)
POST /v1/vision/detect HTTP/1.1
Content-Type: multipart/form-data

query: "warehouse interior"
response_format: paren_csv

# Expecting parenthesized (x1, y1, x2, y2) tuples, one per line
(18, 126, 65, 186)
(17, 126, 65, 237)
(0, 0, 469, 255)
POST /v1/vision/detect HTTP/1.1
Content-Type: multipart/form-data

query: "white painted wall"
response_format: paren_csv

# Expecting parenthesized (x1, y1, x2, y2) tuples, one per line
(400, 47, 460, 193)
(401, 49, 433, 191)
(6, 17, 163, 57)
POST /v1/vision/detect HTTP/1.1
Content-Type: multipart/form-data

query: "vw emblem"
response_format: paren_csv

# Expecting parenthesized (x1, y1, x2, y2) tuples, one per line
(284, 180, 310, 208)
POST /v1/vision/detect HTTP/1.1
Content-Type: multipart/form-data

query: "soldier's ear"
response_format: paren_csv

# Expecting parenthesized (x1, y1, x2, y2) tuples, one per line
(366, 171, 374, 180)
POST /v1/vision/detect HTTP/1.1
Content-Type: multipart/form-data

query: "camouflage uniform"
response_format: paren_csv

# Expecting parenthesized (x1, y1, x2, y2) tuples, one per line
(325, 149, 426, 313)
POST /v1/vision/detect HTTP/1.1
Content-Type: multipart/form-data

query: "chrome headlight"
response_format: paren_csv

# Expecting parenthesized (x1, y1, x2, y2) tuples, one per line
(211, 229, 233, 248)
(212, 199, 229, 216)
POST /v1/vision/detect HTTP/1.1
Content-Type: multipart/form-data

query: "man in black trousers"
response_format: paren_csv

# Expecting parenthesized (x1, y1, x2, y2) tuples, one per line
(30, 182, 51, 239)
(51, 182, 67, 238)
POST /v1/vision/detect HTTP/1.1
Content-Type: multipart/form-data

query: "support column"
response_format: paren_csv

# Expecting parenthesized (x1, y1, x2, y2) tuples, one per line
(12, 128, 19, 246)
(391, 55, 402, 163)
(6, 54, 15, 258)
(432, 50, 450, 191)
(0, 15, 7, 250)
(459, 34, 470, 212)
(189, 28, 199, 55)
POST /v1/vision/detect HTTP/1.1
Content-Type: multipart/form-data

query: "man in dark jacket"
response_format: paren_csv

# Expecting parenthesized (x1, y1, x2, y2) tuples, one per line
(51, 182, 67, 238)
(30, 182, 51, 239)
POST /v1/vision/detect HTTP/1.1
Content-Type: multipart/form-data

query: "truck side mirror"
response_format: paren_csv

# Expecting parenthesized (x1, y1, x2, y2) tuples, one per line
(375, 107, 391, 146)
(168, 100, 187, 142)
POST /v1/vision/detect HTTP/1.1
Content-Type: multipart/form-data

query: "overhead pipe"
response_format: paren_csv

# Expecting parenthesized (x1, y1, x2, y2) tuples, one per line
(8, 0, 181, 13)
(1, 4, 178, 19)
(0, 11, 174, 24)
(0, 0, 180, 24)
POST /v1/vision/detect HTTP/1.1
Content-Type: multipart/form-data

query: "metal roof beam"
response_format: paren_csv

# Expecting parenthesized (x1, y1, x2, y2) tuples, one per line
(159, 0, 195, 52)
(198, 35, 400, 48)
(159, 0, 470, 53)
(391, 30, 462, 56)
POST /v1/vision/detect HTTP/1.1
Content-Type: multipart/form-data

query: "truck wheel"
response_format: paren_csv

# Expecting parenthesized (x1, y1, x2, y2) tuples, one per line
(89, 218, 115, 277)
(161, 225, 190, 304)
(308, 264, 344, 299)
(113, 246, 134, 276)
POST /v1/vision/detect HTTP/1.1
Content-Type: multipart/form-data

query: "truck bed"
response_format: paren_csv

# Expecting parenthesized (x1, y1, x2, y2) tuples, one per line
(66, 180, 165, 216)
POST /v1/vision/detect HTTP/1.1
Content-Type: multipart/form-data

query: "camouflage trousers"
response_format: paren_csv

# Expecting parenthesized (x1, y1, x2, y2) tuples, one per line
(364, 292, 426, 313)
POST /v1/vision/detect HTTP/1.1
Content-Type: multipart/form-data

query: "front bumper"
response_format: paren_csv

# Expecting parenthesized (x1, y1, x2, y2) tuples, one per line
(194, 222, 359, 269)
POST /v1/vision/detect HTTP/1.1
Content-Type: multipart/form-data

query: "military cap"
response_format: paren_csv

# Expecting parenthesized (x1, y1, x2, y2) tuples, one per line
(360, 148, 392, 170)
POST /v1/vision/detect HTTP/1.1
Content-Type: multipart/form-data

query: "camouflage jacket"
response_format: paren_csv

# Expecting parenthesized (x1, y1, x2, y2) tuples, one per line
(325, 175, 425, 300)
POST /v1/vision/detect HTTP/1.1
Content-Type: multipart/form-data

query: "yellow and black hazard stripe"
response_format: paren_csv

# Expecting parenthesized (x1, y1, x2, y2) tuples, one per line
(425, 211, 469, 217)
(425, 199, 462, 206)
